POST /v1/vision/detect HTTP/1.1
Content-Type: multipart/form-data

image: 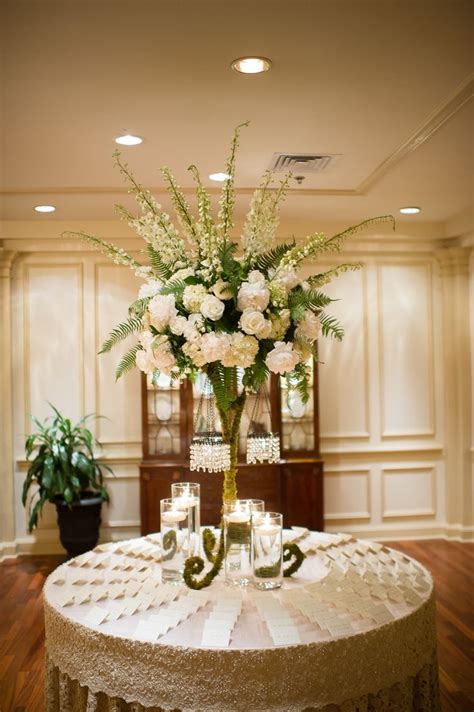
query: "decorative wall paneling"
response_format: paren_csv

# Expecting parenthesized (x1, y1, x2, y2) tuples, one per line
(0, 231, 471, 557)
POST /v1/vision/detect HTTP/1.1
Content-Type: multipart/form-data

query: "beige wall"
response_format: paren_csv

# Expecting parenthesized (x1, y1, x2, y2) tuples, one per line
(0, 223, 472, 557)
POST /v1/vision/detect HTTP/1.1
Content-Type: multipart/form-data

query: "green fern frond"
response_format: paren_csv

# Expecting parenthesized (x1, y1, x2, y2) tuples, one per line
(115, 343, 141, 380)
(320, 313, 344, 341)
(288, 287, 333, 319)
(147, 244, 174, 279)
(63, 231, 142, 270)
(99, 317, 142, 354)
(128, 297, 151, 318)
(326, 216, 395, 249)
(308, 263, 362, 287)
(160, 279, 187, 297)
(256, 241, 295, 272)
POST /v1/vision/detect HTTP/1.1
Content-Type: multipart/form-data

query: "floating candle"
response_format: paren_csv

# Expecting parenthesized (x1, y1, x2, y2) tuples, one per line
(161, 509, 187, 524)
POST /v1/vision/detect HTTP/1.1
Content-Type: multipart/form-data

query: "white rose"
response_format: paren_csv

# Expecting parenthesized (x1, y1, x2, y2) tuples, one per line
(266, 341, 300, 374)
(239, 309, 272, 339)
(148, 294, 177, 332)
(295, 311, 321, 343)
(136, 348, 155, 375)
(212, 280, 233, 300)
(183, 284, 207, 312)
(138, 279, 163, 299)
(200, 332, 231, 363)
(248, 270, 266, 285)
(200, 295, 225, 321)
(169, 315, 188, 336)
(237, 281, 270, 312)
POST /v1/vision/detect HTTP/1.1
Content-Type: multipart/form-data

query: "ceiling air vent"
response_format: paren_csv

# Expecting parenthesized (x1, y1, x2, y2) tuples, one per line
(269, 153, 339, 173)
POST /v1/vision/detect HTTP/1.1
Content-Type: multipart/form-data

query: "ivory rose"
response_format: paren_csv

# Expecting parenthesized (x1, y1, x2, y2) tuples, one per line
(239, 309, 272, 339)
(200, 294, 225, 321)
(212, 280, 233, 300)
(265, 341, 300, 374)
(138, 279, 163, 299)
(237, 279, 270, 312)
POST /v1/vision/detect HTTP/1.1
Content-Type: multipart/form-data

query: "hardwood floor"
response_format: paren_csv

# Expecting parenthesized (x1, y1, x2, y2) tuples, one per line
(0, 541, 472, 712)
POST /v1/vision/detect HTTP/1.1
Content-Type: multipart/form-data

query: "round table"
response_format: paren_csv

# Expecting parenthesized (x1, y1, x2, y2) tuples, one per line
(43, 530, 440, 711)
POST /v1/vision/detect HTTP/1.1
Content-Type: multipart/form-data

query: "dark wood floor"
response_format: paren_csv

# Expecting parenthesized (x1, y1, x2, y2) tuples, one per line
(0, 540, 472, 712)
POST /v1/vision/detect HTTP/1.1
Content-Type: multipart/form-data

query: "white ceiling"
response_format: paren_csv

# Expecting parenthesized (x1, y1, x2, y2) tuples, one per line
(1, 0, 473, 234)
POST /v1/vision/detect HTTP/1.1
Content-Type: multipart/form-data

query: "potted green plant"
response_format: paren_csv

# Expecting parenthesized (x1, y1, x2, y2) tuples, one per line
(22, 404, 112, 557)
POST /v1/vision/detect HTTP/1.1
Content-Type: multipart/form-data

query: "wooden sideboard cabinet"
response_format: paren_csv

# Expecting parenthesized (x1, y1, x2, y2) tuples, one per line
(139, 362, 324, 534)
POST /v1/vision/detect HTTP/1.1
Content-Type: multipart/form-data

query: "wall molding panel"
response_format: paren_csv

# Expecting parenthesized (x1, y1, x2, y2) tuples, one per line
(1, 233, 472, 554)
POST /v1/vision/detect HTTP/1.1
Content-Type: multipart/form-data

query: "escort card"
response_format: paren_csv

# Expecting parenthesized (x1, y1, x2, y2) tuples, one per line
(83, 606, 108, 626)
(201, 626, 231, 648)
(55, 591, 74, 607)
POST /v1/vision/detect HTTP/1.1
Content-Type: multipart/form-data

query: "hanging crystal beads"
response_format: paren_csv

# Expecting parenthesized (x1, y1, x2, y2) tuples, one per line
(246, 384, 281, 464)
(189, 377, 231, 473)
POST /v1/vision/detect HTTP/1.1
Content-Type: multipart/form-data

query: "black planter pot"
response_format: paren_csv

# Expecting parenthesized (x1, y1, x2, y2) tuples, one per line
(54, 492, 103, 557)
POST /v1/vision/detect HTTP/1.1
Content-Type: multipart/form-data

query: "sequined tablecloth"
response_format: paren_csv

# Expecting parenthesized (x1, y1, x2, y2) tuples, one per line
(43, 530, 440, 711)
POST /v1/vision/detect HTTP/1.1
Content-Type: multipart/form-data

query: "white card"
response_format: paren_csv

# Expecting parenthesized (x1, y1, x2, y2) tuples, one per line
(51, 573, 66, 585)
(205, 618, 234, 631)
(270, 628, 301, 645)
(75, 551, 96, 567)
(84, 606, 108, 626)
(74, 590, 91, 605)
(90, 587, 108, 602)
(55, 591, 74, 607)
(327, 622, 353, 637)
(134, 620, 159, 641)
(108, 584, 126, 599)
(201, 628, 231, 648)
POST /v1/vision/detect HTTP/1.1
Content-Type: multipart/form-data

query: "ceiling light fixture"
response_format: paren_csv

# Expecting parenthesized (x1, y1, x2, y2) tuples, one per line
(34, 205, 56, 213)
(115, 134, 143, 146)
(399, 206, 421, 214)
(209, 172, 230, 182)
(231, 56, 272, 74)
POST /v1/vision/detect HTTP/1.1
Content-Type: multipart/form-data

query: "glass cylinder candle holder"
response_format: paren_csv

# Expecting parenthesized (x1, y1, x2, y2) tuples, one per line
(171, 482, 200, 557)
(223, 501, 254, 586)
(160, 498, 189, 584)
(252, 512, 283, 590)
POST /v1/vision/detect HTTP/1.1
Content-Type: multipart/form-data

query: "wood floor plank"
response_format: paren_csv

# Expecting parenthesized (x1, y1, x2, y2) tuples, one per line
(0, 543, 472, 711)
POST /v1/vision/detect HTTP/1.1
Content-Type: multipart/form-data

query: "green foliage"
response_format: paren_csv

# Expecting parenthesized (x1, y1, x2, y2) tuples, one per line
(161, 166, 198, 242)
(202, 527, 217, 563)
(115, 343, 141, 380)
(288, 287, 333, 321)
(22, 405, 111, 533)
(286, 360, 311, 405)
(99, 316, 142, 354)
(255, 241, 295, 272)
(183, 526, 225, 589)
(146, 244, 174, 279)
(160, 279, 187, 298)
(128, 297, 151, 319)
(283, 542, 306, 577)
(308, 262, 362, 287)
(320, 312, 344, 341)
(242, 357, 270, 392)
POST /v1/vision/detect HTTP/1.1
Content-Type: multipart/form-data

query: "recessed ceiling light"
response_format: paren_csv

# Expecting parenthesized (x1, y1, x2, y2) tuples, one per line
(34, 205, 56, 213)
(231, 56, 272, 74)
(115, 134, 143, 146)
(399, 206, 421, 214)
(209, 172, 231, 182)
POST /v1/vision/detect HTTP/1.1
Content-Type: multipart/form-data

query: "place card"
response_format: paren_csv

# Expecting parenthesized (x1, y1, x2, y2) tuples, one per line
(269, 628, 301, 646)
(402, 589, 423, 606)
(108, 584, 126, 599)
(90, 587, 108, 602)
(83, 606, 108, 626)
(51, 572, 66, 585)
(106, 604, 127, 621)
(126, 581, 141, 596)
(74, 551, 96, 567)
(74, 590, 91, 605)
(68, 571, 89, 586)
(327, 621, 353, 637)
(55, 591, 74, 607)
(134, 620, 161, 641)
(201, 626, 231, 648)
(386, 586, 404, 603)
(123, 600, 141, 616)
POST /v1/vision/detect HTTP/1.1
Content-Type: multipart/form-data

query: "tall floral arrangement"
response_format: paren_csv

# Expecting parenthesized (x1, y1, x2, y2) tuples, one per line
(66, 123, 393, 587)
